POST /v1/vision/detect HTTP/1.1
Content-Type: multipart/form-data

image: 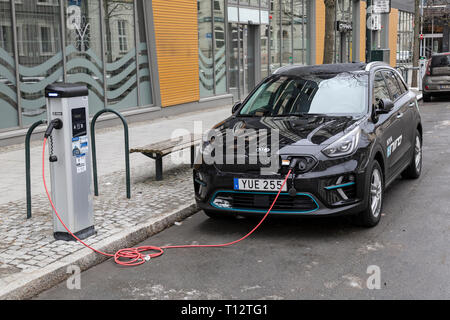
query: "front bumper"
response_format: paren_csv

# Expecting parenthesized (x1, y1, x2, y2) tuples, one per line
(194, 157, 370, 217)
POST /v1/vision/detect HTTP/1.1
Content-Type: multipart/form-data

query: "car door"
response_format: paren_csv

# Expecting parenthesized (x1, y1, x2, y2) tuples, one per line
(393, 71, 416, 155)
(372, 70, 403, 180)
(382, 70, 412, 171)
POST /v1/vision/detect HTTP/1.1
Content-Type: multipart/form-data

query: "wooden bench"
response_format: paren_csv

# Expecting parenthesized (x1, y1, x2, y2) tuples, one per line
(130, 133, 202, 181)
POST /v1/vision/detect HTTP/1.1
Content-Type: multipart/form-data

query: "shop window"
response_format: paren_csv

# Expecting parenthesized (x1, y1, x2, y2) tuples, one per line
(16, 0, 63, 125)
(0, 4, 18, 129)
(198, 0, 226, 97)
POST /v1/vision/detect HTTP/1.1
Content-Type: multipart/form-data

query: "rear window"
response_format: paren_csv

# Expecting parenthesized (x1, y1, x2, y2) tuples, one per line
(431, 54, 450, 67)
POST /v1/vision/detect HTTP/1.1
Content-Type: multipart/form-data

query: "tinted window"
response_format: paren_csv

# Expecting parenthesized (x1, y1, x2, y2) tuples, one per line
(373, 72, 390, 104)
(431, 54, 450, 67)
(395, 73, 408, 94)
(430, 54, 450, 76)
(383, 71, 402, 100)
(239, 73, 369, 116)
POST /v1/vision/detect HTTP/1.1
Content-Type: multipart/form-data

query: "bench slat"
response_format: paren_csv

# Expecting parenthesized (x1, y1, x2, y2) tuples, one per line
(130, 134, 202, 157)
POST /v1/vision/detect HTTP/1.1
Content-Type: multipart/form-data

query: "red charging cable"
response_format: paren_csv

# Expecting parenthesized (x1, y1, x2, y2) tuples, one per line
(42, 137, 292, 266)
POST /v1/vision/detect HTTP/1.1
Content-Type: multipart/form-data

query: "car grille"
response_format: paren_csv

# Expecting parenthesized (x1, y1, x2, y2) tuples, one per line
(211, 191, 319, 213)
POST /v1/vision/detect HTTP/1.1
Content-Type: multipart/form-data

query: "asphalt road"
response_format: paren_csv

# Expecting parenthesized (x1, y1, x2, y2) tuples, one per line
(36, 98, 450, 300)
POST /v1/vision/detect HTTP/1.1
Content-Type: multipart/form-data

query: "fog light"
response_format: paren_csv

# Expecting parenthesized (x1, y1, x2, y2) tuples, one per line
(213, 198, 232, 208)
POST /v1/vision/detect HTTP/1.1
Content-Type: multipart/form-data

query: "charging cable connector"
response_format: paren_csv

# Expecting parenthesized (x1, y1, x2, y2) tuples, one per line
(44, 118, 63, 139)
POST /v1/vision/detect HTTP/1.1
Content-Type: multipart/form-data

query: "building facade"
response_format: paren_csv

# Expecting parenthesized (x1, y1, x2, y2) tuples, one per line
(0, 0, 417, 142)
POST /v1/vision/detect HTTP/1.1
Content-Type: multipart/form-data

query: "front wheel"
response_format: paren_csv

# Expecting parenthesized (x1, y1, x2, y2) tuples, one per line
(353, 161, 383, 228)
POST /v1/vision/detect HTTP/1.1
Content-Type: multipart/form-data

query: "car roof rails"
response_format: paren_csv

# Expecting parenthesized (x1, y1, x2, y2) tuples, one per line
(365, 61, 389, 71)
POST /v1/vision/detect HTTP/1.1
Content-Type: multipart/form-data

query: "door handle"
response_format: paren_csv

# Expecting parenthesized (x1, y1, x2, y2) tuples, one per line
(409, 102, 415, 107)
(396, 112, 404, 119)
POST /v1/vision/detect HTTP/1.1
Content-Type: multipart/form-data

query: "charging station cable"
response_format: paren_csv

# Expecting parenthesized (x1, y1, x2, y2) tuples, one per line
(42, 137, 292, 266)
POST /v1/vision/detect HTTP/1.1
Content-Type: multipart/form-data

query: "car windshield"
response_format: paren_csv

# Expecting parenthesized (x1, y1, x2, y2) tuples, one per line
(239, 72, 368, 117)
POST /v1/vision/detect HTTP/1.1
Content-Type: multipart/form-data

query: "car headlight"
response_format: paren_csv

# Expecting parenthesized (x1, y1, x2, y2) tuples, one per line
(322, 126, 361, 158)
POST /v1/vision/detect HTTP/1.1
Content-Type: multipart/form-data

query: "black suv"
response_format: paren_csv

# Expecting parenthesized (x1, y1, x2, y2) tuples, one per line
(193, 62, 423, 227)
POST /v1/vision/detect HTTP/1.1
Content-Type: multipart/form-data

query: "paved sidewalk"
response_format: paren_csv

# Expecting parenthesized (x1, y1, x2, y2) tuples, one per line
(0, 105, 230, 299)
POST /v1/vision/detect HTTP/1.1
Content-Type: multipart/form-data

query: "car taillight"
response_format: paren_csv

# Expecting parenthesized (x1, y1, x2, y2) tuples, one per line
(426, 60, 431, 76)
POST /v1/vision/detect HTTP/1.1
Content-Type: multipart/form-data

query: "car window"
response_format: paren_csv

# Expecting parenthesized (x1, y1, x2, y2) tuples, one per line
(239, 73, 368, 116)
(430, 54, 450, 76)
(383, 71, 402, 100)
(394, 73, 408, 94)
(373, 72, 390, 105)
(431, 54, 450, 67)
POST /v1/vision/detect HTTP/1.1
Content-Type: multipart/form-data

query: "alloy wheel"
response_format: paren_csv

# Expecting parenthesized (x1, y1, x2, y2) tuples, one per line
(370, 168, 382, 218)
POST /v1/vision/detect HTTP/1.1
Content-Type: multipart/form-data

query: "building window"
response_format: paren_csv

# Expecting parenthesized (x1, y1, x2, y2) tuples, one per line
(117, 20, 128, 53)
(0, 4, 18, 130)
(0, 24, 13, 54)
(16, 0, 63, 126)
(270, 0, 309, 70)
(397, 11, 414, 65)
(0, 0, 154, 132)
(39, 26, 54, 55)
(198, 0, 226, 97)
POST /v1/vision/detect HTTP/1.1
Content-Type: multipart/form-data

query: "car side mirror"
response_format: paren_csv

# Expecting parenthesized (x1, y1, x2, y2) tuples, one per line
(232, 102, 242, 114)
(375, 98, 394, 114)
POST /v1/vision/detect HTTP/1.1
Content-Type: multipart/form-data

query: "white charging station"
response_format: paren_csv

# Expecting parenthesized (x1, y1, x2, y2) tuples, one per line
(45, 83, 95, 241)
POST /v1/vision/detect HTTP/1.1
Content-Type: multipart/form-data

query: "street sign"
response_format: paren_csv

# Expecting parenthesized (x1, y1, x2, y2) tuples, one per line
(372, 0, 391, 14)
(368, 14, 381, 31)
(335, 21, 353, 32)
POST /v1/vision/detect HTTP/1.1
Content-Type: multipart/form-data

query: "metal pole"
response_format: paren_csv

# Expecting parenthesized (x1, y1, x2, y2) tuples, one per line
(133, 0, 141, 106)
(99, 0, 108, 108)
(10, 0, 22, 127)
(211, 0, 217, 95)
(25, 120, 46, 219)
(91, 109, 131, 199)
(59, 0, 67, 82)
(366, 0, 371, 62)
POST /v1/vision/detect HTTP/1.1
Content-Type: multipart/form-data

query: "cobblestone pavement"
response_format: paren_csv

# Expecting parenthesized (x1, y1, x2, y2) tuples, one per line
(0, 162, 194, 285)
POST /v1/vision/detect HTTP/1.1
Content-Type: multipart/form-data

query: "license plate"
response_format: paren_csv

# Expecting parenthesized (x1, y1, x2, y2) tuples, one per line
(441, 85, 450, 89)
(233, 178, 287, 192)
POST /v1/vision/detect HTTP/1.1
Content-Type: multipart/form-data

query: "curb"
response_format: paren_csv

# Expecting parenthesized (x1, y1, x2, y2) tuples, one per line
(0, 202, 198, 300)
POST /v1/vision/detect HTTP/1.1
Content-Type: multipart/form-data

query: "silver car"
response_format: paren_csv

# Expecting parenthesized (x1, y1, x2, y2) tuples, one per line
(422, 52, 450, 102)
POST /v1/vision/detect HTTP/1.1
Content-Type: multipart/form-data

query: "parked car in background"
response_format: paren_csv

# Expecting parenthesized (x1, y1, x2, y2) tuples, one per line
(422, 52, 450, 102)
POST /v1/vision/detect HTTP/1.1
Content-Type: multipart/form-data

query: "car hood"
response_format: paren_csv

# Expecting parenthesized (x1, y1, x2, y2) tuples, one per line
(212, 115, 361, 148)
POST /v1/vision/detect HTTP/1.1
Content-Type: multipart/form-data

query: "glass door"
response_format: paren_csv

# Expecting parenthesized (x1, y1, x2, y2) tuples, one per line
(228, 23, 259, 102)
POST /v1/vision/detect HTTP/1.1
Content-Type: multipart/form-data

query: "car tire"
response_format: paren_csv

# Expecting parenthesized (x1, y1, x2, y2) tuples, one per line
(402, 130, 422, 179)
(203, 210, 235, 220)
(423, 93, 431, 102)
(353, 161, 383, 228)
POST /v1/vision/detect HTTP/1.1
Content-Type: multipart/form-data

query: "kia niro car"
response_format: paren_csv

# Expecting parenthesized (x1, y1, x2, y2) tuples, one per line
(193, 62, 423, 227)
